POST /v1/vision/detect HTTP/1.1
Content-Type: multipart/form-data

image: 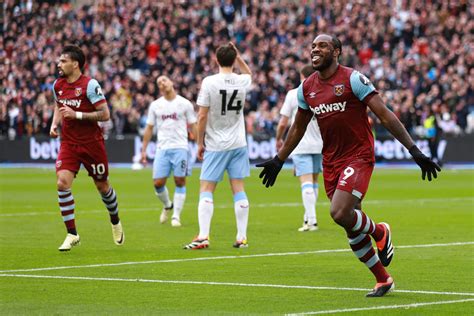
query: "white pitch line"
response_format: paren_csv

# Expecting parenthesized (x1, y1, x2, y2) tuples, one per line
(287, 298, 474, 315)
(1, 197, 473, 217)
(0, 274, 473, 298)
(0, 241, 472, 274)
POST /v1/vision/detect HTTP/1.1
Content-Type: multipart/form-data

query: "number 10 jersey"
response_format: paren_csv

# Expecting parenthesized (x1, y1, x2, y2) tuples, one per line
(197, 73, 251, 151)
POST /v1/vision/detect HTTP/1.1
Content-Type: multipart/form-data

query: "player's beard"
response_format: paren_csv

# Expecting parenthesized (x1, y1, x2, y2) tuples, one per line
(313, 55, 333, 71)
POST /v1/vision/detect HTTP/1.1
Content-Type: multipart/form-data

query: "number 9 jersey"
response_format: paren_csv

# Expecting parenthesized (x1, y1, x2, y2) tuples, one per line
(197, 73, 251, 151)
(297, 65, 378, 200)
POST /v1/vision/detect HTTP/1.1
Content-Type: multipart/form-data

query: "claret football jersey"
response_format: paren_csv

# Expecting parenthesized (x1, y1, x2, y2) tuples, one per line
(52, 75, 106, 144)
(297, 65, 377, 166)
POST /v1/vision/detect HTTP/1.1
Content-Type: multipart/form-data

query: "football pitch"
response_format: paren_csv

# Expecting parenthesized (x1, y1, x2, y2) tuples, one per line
(0, 167, 473, 315)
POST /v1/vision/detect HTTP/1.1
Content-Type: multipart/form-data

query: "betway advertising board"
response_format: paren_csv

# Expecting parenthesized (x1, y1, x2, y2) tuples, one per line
(0, 135, 472, 163)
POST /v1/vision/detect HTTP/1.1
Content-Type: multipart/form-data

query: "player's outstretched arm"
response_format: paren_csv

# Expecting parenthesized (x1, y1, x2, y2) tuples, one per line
(367, 94, 441, 181)
(256, 108, 312, 187)
(275, 115, 289, 151)
(278, 108, 312, 159)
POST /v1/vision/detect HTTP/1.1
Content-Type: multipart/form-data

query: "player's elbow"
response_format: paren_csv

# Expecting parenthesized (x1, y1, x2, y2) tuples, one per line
(100, 108, 111, 121)
(101, 112, 110, 121)
(198, 113, 208, 123)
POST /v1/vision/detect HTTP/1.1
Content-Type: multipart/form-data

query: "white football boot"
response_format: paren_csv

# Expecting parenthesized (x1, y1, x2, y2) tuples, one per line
(160, 203, 173, 224)
(298, 222, 318, 232)
(171, 217, 181, 227)
(58, 233, 80, 251)
(111, 221, 125, 245)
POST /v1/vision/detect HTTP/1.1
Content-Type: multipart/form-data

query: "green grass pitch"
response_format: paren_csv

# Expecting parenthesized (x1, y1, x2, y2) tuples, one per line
(1, 167, 473, 315)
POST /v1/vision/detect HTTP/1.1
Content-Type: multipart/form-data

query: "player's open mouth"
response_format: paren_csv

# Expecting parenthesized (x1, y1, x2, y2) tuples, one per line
(312, 56, 321, 63)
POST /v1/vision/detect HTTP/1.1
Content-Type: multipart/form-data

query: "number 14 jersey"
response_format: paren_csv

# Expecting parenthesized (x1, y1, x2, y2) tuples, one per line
(197, 73, 251, 151)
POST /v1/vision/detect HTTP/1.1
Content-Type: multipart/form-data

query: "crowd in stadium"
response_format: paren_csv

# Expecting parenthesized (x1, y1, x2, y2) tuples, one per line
(1, 0, 473, 140)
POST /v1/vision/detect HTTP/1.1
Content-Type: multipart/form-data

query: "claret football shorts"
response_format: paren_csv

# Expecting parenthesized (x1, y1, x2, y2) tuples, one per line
(56, 141, 109, 182)
(323, 159, 374, 200)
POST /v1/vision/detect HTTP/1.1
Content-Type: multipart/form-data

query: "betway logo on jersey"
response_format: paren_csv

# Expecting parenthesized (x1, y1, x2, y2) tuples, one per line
(162, 113, 177, 120)
(58, 98, 82, 108)
(310, 101, 346, 115)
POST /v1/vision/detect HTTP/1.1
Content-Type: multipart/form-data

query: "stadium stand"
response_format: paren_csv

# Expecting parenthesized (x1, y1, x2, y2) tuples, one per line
(1, 0, 473, 140)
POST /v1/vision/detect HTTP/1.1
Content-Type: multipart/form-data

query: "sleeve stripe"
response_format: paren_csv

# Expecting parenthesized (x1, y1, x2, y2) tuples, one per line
(52, 79, 58, 101)
(297, 83, 310, 110)
(93, 99, 107, 107)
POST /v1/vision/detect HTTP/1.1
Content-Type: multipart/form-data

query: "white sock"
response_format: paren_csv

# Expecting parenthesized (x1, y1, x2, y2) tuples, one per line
(198, 192, 213, 239)
(173, 186, 186, 219)
(302, 182, 316, 225)
(154, 185, 172, 208)
(234, 191, 249, 241)
(313, 183, 319, 225)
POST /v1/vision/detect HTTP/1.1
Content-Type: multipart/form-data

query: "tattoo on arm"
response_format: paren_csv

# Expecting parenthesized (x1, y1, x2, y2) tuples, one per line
(81, 104, 110, 122)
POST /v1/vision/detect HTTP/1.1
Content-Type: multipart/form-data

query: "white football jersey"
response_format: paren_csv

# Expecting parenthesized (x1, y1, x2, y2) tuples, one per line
(197, 73, 251, 151)
(147, 95, 197, 150)
(280, 88, 323, 154)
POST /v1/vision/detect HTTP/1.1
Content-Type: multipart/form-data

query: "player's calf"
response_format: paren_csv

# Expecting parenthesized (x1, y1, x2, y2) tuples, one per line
(375, 222, 394, 267)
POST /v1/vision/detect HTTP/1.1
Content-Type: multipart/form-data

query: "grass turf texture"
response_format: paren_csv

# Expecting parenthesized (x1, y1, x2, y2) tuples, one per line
(0, 167, 473, 315)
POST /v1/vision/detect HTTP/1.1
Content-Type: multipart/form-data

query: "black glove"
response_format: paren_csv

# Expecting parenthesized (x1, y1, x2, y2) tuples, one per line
(256, 155, 285, 187)
(409, 145, 441, 181)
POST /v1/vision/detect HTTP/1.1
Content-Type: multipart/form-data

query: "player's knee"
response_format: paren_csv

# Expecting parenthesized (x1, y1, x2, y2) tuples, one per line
(95, 181, 110, 194)
(174, 178, 186, 187)
(330, 207, 350, 227)
(56, 178, 69, 191)
(153, 179, 166, 188)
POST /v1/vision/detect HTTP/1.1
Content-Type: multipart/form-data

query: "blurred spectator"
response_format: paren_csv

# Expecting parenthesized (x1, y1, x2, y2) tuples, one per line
(423, 104, 443, 165)
(1, 0, 472, 141)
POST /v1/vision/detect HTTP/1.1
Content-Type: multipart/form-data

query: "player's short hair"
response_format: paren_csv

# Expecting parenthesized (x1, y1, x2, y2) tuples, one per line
(300, 64, 315, 78)
(216, 44, 237, 67)
(330, 36, 342, 57)
(62, 45, 86, 70)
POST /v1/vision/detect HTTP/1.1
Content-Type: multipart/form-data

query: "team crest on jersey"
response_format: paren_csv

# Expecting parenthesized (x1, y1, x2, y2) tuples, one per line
(334, 84, 344, 96)
(56, 160, 62, 168)
(75, 88, 82, 97)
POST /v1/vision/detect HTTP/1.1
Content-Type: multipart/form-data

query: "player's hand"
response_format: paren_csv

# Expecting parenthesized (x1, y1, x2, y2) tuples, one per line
(59, 106, 76, 121)
(276, 139, 284, 151)
(228, 42, 239, 54)
(50, 124, 59, 138)
(409, 145, 441, 181)
(197, 144, 205, 161)
(140, 151, 147, 165)
(256, 155, 285, 188)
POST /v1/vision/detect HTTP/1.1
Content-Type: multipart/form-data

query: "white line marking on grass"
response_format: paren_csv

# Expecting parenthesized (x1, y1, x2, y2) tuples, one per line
(0, 274, 473, 297)
(0, 249, 350, 273)
(1, 197, 473, 217)
(287, 298, 474, 315)
(0, 241, 472, 274)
